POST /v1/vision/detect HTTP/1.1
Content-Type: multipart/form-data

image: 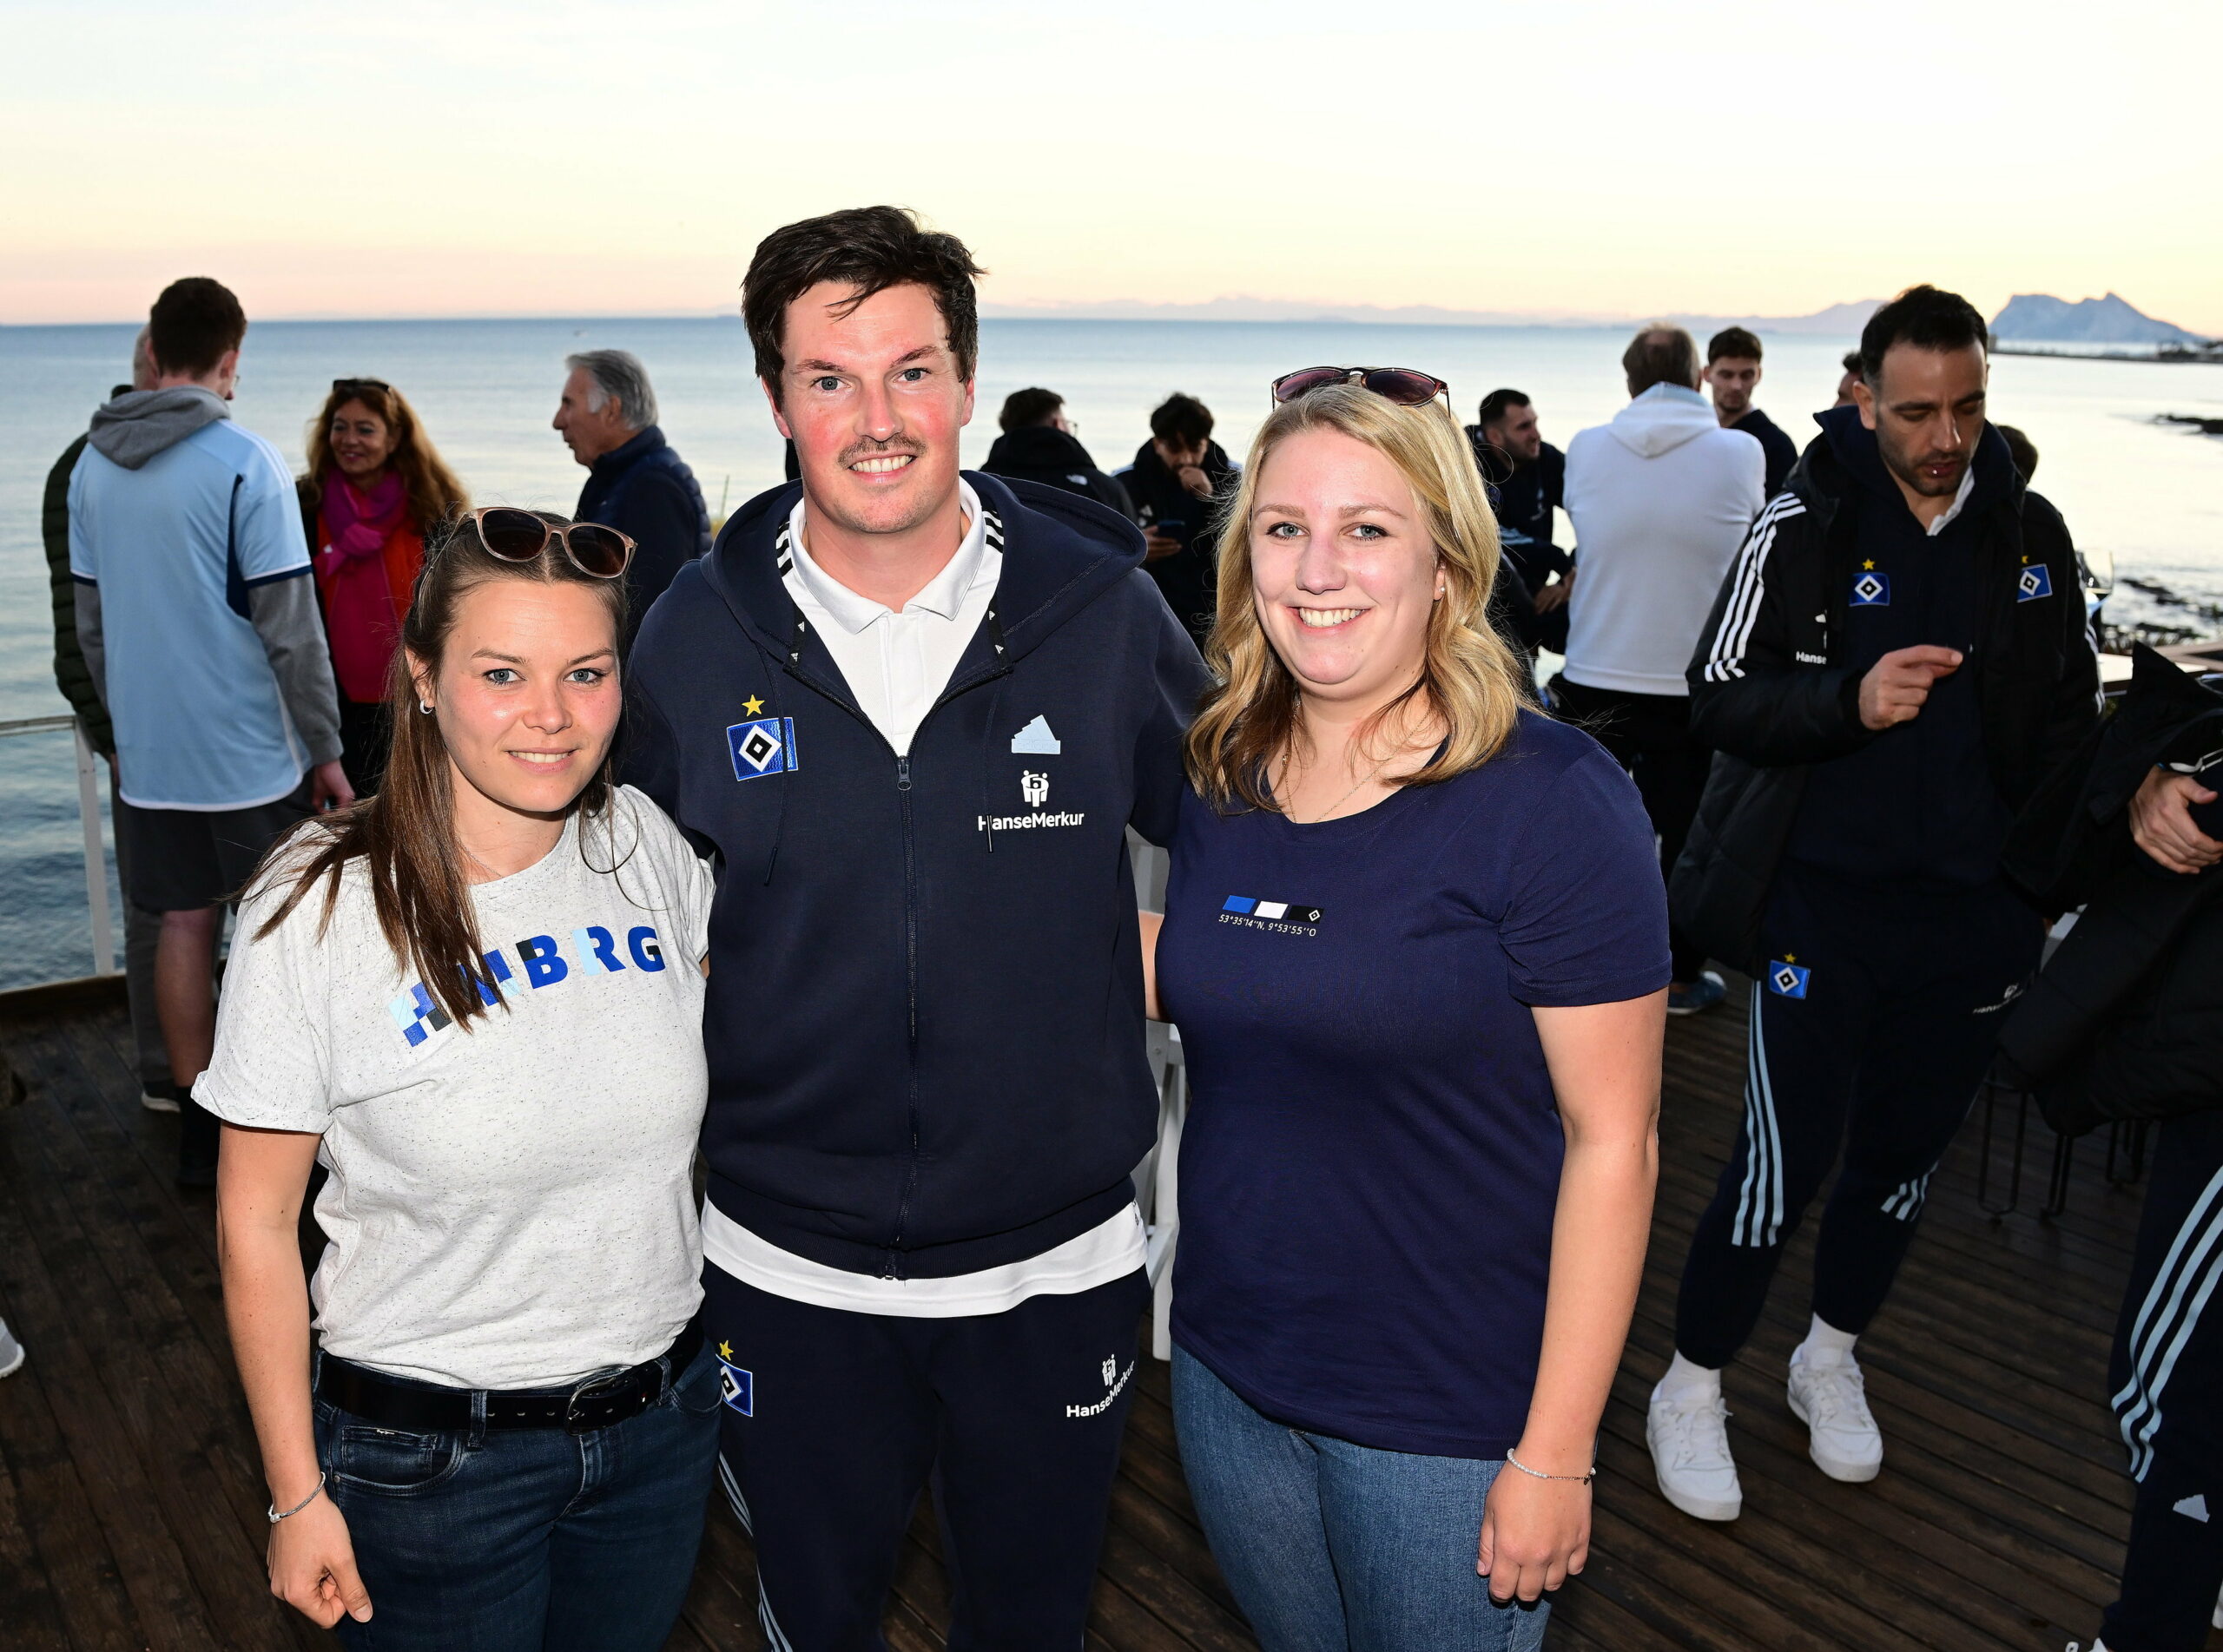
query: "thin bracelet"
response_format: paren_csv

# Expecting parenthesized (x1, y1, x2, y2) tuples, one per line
(1504, 1449, 1596, 1485)
(268, 1471, 327, 1524)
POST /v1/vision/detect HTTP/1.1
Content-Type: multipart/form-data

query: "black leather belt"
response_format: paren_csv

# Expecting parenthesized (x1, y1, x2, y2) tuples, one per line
(316, 1325, 701, 1435)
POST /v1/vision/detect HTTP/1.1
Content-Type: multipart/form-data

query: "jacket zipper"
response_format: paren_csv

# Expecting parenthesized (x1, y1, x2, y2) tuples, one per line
(889, 751, 920, 1278)
(778, 635, 1015, 1280)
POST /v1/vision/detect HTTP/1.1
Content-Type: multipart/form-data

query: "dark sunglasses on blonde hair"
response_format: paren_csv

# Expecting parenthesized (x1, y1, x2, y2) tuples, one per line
(466, 506, 634, 580)
(1270, 366, 1449, 408)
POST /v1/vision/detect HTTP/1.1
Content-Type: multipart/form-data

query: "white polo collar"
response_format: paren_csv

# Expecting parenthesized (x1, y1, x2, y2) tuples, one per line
(785, 481, 989, 634)
(1925, 464, 1977, 537)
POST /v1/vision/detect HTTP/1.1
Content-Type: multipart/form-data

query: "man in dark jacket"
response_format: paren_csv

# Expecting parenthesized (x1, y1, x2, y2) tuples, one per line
(1119, 392, 1237, 649)
(980, 386, 1135, 520)
(1468, 387, 1570, 598)
(1703, 326, 1800, 496)
(44, 329, 181, 1116)
(1646, 286, 2100, 1524)
(624, 207, 1204, 1648)
(554, 348, 712, 651)
(1989, 648, 2223, 1652)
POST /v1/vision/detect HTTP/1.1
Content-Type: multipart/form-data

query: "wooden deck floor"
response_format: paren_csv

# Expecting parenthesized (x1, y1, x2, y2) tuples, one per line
(0, 986, 2212, 1651)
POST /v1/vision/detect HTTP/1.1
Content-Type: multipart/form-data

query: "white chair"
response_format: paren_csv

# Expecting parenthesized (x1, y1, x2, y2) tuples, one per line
(1127, 834, 1185, 1359)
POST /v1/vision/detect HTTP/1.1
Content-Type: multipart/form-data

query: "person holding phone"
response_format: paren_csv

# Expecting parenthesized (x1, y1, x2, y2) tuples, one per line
(1124, 391, 1238, 648)
(1147, 368, 1668, 1649)
(202, 510, 722, 1651)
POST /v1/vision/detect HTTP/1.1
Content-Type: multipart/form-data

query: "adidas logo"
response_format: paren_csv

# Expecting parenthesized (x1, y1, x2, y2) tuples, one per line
(2174, 1492, 2211, 1522)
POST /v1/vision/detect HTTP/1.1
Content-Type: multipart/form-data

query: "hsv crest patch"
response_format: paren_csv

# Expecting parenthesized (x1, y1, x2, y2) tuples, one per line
(1767, 959, 1811, 999)
(727, 716, 799, 781)
(1850, 569, 1890, 607)
(716, 1343, 754, 1416)
(2016, 563, 2055, 602)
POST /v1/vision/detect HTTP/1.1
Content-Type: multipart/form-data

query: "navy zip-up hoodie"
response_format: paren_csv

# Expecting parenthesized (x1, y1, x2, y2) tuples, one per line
(624, 471, 1206, 1278)
(1786, 405, 2015, 885)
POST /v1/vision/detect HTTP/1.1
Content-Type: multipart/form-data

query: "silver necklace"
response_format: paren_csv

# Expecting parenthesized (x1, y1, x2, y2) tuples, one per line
(1276, 740, 1396, 825)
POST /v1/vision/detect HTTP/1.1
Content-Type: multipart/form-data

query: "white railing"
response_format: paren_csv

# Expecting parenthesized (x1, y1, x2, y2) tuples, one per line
(0, 714, 116, 978)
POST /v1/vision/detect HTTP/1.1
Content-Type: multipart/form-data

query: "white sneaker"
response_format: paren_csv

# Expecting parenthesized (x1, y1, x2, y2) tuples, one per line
(0, 1319, 23, 1379)
(1648, 1384, 1743, 1520)
(1787, 1350, 1883, 1482)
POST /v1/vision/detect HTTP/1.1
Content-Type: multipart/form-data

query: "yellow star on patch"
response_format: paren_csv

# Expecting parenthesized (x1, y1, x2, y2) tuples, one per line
(718, 1340, 733, 1360)
(1862, 560, 1875, 570)
(742, 696, 765, 716)
(1784, 953, 1797, 963)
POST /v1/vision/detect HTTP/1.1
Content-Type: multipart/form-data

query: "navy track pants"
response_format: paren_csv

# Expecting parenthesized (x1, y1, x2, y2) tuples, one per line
(1673, 869, 2043, 1368)
(699, 1262, 1149, 1651)
(2101, 1109, 2223, 1652)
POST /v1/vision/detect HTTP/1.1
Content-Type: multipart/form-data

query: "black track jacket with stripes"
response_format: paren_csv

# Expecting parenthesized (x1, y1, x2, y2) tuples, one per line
(1669, 417, 2098, 974)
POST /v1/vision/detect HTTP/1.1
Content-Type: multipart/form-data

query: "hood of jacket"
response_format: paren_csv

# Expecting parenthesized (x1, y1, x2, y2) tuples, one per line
(1605, 383, 1721, 458)
(700, 469, 1146, 670)
(86, 385, 229, 470)
(1811, 400, 2017, 523)
(984, 424, 1105, 478)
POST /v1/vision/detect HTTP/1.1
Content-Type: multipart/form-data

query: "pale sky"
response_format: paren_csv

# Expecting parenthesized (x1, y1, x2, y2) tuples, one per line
(7, 0, 2220, 333)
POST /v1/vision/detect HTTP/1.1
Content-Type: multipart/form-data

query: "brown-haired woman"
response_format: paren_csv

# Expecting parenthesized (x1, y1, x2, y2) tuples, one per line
(198, 510, 722, 1651)
(300, 378, 469, 794)
(1141, 376, 1668, 1649)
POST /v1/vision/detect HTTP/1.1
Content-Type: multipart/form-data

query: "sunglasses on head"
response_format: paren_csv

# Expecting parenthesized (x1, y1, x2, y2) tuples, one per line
(465, 506, 634, 581)
(1270, 365, 1449, 408)
(331, 377, 392, 397)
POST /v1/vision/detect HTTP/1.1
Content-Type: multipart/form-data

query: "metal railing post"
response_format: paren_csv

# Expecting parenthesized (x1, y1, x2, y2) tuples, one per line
(72, 719, 115, 976)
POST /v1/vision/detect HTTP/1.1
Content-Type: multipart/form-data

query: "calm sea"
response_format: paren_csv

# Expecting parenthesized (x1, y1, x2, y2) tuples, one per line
(4, 316, 2220, 990)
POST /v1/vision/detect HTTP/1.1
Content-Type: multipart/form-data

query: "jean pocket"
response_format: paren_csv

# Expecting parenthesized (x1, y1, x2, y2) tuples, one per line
(667, 1346, 725, 1418)
(331, 1422, 467, 1497)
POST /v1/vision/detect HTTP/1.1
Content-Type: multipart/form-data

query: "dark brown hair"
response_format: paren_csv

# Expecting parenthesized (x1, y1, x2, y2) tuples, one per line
(148, 277, 247, 377)
(254, 513, 628, 1029)
(1858, 284, 1989, 382)
(742, 206, 985, 402)
(1707, 326, 1764, 364)
(999, 387, 1064, 431)
(1150, 392, 1214, 447)
(301, 380, 470, 531)
(1475, 388, 1531, 431)
(1623, 325, 1700, 397)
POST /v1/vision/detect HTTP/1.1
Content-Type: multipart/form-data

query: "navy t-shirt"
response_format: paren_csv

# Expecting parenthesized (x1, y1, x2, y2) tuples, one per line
(1158, 711, 1670, 1458)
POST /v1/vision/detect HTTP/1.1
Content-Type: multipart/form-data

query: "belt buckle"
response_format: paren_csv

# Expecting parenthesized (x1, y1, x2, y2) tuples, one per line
(564, 1371, 630, 1436)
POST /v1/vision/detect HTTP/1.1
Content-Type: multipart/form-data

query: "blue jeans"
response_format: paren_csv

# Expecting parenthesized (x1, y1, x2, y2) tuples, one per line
(1171, 1347, 1547, 1652)
(313, 1342, 722, 1651)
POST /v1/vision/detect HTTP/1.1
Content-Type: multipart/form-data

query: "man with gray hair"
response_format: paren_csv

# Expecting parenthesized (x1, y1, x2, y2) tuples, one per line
(554, 348, 712, 649)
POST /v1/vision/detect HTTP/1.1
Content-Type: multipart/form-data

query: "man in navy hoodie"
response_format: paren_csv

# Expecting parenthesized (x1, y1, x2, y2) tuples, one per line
(624, 206, 1204, 1648)
(1648, 286, 2100, 1524)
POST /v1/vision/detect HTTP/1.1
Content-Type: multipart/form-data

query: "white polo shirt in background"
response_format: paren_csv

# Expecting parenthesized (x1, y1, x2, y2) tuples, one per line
(697, 480, 1147, 1316)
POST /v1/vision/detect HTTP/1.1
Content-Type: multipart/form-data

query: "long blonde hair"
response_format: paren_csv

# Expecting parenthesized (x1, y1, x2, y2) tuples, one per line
(1184, 382, 1532, 812)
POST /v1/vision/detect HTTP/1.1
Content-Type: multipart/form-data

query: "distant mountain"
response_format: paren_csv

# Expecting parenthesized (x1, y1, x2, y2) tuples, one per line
(1990, 293, 2207, 346)
(981, 295, 1883, 334)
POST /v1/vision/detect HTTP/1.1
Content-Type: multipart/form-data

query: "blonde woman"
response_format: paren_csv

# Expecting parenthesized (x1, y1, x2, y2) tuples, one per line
(1143, 371, 1668, 1650)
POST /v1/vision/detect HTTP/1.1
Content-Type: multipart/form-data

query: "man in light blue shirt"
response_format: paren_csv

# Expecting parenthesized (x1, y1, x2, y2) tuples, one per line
(70, 277, 351, 1185)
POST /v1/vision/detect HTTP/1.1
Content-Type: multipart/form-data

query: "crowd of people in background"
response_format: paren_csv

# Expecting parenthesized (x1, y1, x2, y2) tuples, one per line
(11, 219, 2223, 1652)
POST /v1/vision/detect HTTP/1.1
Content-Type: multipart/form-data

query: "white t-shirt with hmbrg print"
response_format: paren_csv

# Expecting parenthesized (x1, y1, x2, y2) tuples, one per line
(197, 786, 715, 1390)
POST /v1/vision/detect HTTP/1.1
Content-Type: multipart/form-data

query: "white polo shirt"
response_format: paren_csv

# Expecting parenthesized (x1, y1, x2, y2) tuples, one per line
(697, 482, 1147, 1316)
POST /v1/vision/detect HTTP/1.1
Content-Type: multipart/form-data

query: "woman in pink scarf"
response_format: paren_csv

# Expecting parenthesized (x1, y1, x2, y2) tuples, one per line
(299, 379, 468, 793)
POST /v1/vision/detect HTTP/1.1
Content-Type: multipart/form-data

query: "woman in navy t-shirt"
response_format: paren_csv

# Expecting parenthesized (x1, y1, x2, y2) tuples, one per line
(1144, 372, 1670, 1650)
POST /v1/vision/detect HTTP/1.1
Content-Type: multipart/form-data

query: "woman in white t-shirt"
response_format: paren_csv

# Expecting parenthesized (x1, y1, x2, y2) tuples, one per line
(202, 509, 722, 1651)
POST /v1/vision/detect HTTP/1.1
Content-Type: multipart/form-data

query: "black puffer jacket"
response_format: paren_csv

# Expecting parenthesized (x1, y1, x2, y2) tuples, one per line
(1992, 647, 2223, 1135)
(980, 425, 1135, 522)
(1669, 414, 2099, 972)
